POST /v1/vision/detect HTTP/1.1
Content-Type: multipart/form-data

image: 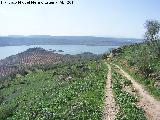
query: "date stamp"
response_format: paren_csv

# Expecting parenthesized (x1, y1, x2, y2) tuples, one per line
(0, 1, 74, 5)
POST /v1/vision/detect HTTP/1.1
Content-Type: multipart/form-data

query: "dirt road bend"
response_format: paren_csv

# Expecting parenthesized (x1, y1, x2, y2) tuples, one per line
(103, 64, 117, 120)
(114, 64, 160, 120)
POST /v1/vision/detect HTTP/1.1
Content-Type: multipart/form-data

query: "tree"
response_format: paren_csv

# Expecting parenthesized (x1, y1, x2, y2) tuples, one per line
(145, 20, 160, 42)
(145, 20, 160, 57)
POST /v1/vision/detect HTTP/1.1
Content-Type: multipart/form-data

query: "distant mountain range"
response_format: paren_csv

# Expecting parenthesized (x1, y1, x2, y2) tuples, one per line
(0, 36, 143, 46)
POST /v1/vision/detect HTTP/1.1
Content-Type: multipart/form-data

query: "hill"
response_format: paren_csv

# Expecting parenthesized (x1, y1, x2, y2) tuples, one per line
(0, 41, 160, 119)
(0, 47, 75, 66)
(0, 47, 100, 80)
(102, 40, 160, 119)
(107, 41, 160, 99)
(0, 59, 107, 120)
(0, 48, 71, 79)
(0, 36, 142, 46)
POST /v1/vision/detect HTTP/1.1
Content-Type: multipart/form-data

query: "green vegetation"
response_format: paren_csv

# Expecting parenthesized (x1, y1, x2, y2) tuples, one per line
(1, 20, 159, 120)
(112, 71, 146, 120)
(0, 47, 100, 86)
(112, 43, 160, 99)
(145, 20, 160, 42)
(0, 60, 107, 120)
(111, 20, 160, 99)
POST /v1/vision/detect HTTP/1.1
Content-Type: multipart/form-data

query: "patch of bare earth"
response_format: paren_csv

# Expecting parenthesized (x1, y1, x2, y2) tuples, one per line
(103, 64, 117, 120)
(114, 64, 160, 120)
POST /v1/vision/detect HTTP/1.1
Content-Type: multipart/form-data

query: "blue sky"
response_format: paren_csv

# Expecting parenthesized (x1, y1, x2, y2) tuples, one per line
(0, 0, 160, 38)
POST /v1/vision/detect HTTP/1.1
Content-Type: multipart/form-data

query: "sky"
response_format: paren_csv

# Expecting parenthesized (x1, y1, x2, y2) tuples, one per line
(0, 0, 160, 38)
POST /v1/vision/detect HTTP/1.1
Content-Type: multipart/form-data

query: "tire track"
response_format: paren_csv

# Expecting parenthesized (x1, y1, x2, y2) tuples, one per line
(103, 64, 117, 120)
(113, 64, 160, 120)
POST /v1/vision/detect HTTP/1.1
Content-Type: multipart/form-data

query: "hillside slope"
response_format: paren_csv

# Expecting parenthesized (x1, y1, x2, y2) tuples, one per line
(0, 60, 107, 120)
(0, 48, 77, 79)
(102, 44, 160, 119)
(109, 42, 160, 99)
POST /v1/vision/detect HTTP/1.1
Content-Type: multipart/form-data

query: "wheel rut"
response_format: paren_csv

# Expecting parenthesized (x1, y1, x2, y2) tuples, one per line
(113, 64, 160, 120)
(103, 64, 117, 120)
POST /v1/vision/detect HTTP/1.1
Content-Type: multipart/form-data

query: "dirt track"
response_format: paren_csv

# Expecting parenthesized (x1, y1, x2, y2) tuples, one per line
(103, 64, 117, 120)
(113, 64, 160, 120)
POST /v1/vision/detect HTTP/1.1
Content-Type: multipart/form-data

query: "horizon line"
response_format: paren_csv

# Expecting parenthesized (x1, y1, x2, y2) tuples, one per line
(0, 35, 142, 39)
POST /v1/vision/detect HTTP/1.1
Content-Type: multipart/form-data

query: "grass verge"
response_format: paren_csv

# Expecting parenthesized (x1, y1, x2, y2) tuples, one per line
(112, 71, 147, 120)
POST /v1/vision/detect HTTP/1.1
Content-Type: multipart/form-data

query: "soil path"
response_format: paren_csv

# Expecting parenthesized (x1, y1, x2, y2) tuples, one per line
(103, 64, 117, 120)
(113, 64, 160, 120)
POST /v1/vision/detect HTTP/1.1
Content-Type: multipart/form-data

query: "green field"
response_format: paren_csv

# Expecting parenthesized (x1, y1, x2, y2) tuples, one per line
(0, 60, 107, 120)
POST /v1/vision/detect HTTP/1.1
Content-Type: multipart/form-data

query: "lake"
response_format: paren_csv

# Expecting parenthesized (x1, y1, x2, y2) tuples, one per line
(0, 45, 119, 60)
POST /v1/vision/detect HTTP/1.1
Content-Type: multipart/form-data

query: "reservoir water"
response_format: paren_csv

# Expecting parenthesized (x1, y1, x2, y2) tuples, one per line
(0, 45, 119, 60)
